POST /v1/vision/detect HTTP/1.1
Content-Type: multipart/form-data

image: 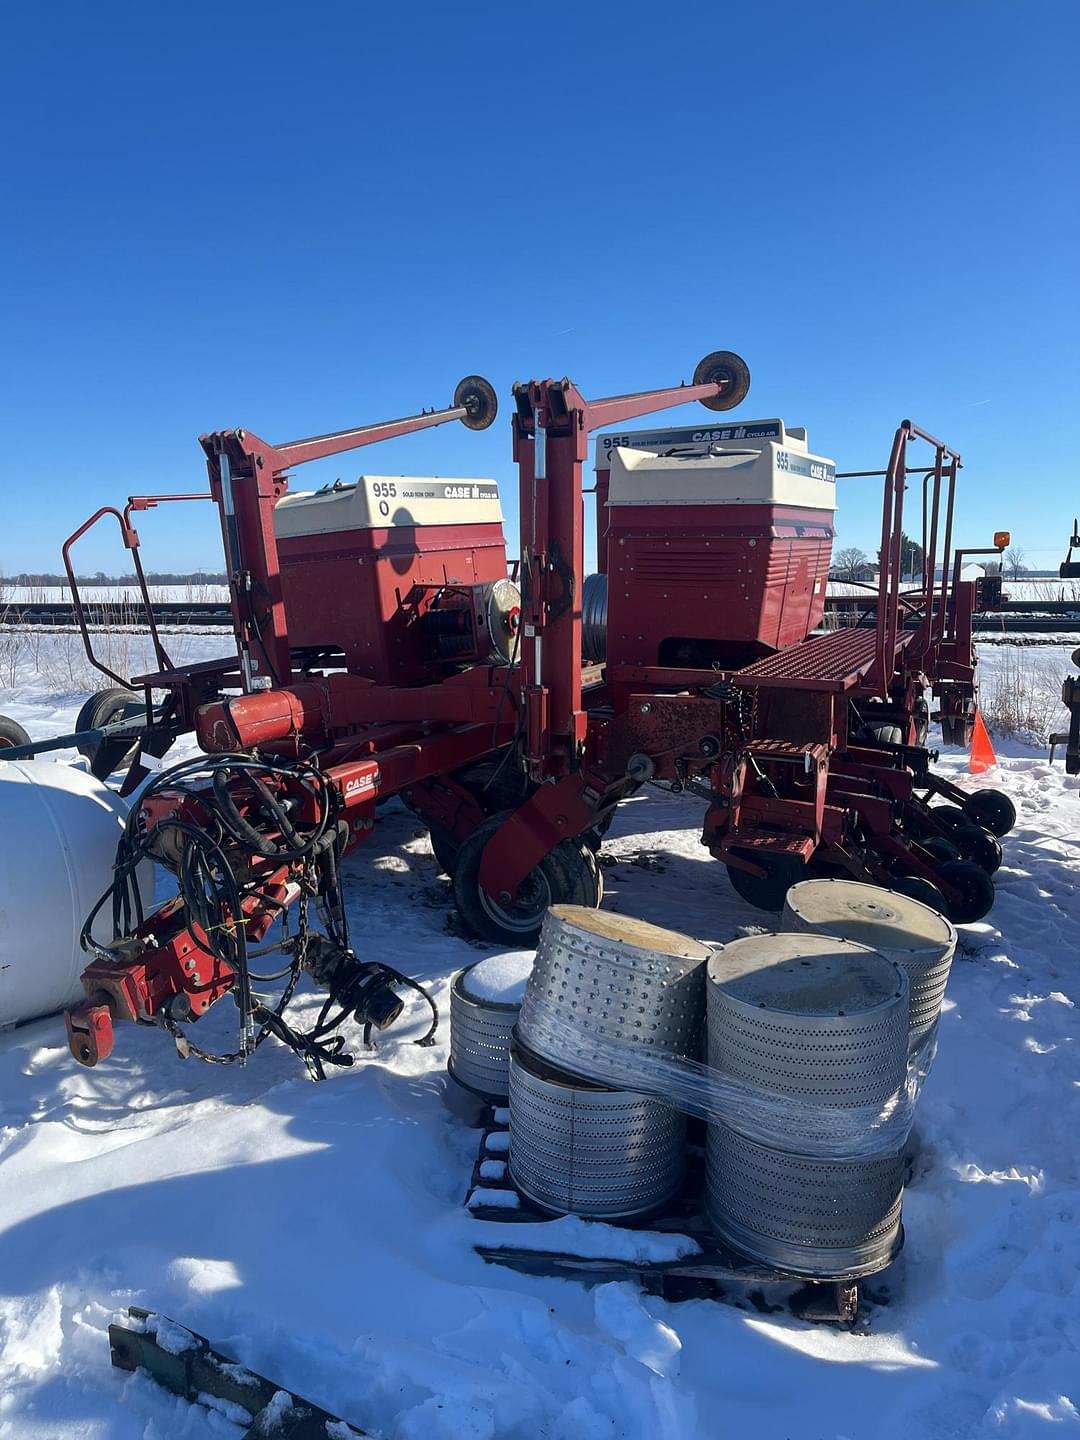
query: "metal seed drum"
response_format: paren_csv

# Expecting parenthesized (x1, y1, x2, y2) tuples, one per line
(516, 904, 712, 1074)
(448, 952, 534, 1101)
(508, 1046, 685, 1220)
(782, 878, 956, 1050)
(705, 1124, 904, 1278)
(704, 932, 908, 1277)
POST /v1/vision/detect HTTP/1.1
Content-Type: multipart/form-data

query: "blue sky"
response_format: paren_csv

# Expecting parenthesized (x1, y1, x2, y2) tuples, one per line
(1, 1, 1076, 575)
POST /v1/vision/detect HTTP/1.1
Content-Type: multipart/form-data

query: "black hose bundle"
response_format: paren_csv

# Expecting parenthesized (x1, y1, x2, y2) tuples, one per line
(80, 751, 437, 1076)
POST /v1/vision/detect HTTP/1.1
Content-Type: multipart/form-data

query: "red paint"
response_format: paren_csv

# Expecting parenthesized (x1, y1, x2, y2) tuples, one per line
(277, 520, 510, 680)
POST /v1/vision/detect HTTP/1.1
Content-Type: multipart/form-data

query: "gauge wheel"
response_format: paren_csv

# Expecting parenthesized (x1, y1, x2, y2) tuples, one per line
(0, 715, 31, 750)
(937, 860, 995, 924)
(452, 811, 601, 945)
(919, 836, 960, 865)
(891, 875, 949, 914)
(74, 688, 143, 780)
(427, 823, 461, 876)
(725, 848, 805, 912)
(963, 789, 1016, 838)
(929, 804, 971, 836)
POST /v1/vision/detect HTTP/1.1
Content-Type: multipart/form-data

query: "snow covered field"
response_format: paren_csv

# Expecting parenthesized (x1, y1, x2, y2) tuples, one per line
(826, 581, 1080, 604)
(1, 657, 1078, 1438)
(0, 586, 229, 604)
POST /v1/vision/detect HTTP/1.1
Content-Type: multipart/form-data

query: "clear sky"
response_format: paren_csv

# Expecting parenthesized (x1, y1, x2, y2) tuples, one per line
(1, 1, 1077, 575)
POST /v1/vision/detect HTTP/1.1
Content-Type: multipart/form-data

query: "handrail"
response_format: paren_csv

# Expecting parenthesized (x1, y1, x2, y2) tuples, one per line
(871, 422, 963, 693)
(61, 493, 213, 688)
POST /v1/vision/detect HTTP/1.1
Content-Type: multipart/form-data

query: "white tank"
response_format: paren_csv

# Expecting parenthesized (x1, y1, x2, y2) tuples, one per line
(0, 759, 147, 1028)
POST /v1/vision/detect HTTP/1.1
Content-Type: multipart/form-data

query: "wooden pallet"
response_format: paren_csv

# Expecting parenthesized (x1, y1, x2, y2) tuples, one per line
(464, 1108, 899, 1325)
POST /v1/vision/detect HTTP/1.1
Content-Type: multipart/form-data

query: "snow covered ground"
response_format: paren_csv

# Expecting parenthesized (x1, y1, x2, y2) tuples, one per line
(827, 581, 1080, 604)
(0, 586, 229, 604)
(1, 659, 1078, 1438)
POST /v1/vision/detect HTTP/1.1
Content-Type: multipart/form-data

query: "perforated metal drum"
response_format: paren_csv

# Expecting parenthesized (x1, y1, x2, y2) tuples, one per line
(705, 1125, 904, 1278)
(516, 905, 711, 1074)
(448, 952, 534, 1101)
(704, 932, 908, 1276)
(782, 879, 957, 1050)
(508, 1046, 685, 1220)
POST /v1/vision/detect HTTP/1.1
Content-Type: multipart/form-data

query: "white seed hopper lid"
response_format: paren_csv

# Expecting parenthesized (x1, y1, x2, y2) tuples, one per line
(706, 933, 904, 1017)
(546, 905, 713, 964)
(460, 951, 535, 1005)
(785, 879, 956, 957)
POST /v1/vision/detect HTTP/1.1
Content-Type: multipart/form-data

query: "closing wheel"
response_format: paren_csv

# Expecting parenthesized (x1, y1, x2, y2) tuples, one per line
(693, 350, 751, 412)
(953, 824, 1003, 875)
(0, 715, 32, 749)
(963, 789, 1016, 838)
(920, 835, 960, 864)
(929, 804, 970, 836)
(452, 811, 601, 945)
(454, 374, 498, 431)
(892, 875, 948, 913)
(725, 849, 805, 912)
(936, 860, 995, 924)
(74, 688, 143, 780)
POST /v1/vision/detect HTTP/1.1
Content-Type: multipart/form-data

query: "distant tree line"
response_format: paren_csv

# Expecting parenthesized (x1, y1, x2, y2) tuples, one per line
(1, 570, 227, 586)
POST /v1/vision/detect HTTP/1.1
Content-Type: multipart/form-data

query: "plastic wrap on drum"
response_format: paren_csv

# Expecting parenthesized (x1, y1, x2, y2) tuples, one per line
(706, 933, 911, 1129)
(518, 911, 920, 1157)
(517, 904, 711, 1068)
(703, 933, 908, 1276)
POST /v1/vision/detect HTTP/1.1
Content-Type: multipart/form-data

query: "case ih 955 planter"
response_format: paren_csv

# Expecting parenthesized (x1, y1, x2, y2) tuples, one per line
(0, 352, 1015, 1073)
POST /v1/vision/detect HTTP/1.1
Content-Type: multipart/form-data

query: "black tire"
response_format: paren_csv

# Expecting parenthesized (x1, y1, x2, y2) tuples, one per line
(930, 805, 971, 837)
(892, 875, 949, 914)
(920, 836, 960, 864)
(954, 824, 1002, 875)
(427, 823, 460, 875)
(452, 811, 601, 945)
(455, 754, 532, 813)
(964, 789, 1016, 838)
(0, 715, 31, 750)
(937, 860, 995, 924)
(725, 849, 805, 912)
(913, 700, 930, 748)
(864, 723, 904, 746)
(75, 688, 142, 780)
(426, 753, 533, 876)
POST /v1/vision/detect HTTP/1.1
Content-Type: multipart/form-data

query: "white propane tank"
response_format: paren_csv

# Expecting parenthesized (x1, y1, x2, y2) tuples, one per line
(0, 759, 146, 1028)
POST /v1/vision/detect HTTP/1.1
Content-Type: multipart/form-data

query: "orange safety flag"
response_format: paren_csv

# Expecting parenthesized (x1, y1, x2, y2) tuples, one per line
(969, 708, 997, 773)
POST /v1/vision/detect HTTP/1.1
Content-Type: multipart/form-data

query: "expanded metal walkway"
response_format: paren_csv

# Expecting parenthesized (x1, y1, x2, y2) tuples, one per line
(733, 628, 912, 692)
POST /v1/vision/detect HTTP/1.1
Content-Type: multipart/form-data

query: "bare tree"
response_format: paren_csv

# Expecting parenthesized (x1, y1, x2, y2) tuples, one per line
(1004, 544, 1027, 580)
(833, 546, 870, 582)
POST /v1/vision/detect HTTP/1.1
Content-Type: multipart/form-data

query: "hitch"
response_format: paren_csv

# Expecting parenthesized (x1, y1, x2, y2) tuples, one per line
(109, 1307, 366, 1437)
(65, 1000, 115, 1066)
